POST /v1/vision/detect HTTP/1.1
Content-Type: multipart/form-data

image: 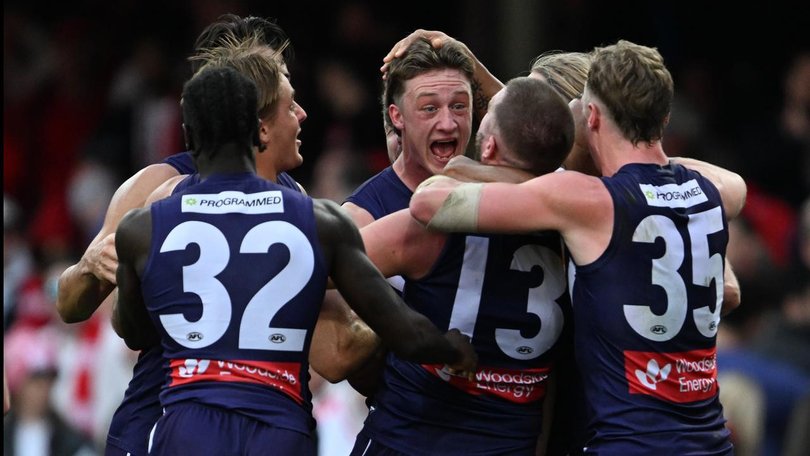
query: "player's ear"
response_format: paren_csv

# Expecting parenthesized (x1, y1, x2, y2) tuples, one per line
(257, 117, 269, 152)
(479, 134, 497, 163)
(254, 118, 265, 152)
(389, 104, 404, 132)
(182, 123, 195, 151)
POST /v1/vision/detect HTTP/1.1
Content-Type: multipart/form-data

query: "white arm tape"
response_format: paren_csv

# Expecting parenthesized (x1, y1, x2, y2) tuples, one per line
(426, 182, 484, 232)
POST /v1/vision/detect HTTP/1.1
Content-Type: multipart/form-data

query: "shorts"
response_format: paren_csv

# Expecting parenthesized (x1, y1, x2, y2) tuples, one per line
(350, 429, 409, 456)
(149, 402, 316, 455)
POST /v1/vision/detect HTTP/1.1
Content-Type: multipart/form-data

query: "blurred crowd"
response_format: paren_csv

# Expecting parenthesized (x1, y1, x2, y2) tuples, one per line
(3, 1, 809, 455)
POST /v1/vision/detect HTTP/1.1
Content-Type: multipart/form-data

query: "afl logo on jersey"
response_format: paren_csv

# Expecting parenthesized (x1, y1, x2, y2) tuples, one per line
(650, 325, 667, 335)
(269, 333, 286, 344)
(516, 346, 534, 355)
(187, 332, 204, 342)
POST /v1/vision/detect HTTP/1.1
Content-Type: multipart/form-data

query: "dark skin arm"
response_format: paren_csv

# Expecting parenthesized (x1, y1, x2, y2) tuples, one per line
(113, 207, 161, 351)
(313, 199, 477, 372)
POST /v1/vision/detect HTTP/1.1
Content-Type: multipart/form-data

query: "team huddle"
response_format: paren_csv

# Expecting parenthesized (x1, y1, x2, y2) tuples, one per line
(55, 13, 746, 456)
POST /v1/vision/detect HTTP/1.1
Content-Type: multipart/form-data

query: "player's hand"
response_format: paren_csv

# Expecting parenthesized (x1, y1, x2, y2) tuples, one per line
(443, 328, 478, 380)
(381, 29, 456, 79)
(83, 233, 118, 284)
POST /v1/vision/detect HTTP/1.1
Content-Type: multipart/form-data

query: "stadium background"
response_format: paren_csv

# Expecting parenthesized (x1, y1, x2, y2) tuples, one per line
(4, 1, 809, 455)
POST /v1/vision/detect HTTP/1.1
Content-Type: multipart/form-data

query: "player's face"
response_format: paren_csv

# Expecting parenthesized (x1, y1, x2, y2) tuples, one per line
(393, 68, 472, 178)
(261, 76, 307, 173)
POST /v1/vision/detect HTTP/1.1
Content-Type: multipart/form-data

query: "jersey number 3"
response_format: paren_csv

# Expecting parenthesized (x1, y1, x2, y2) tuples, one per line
(450, 237, 565, 360)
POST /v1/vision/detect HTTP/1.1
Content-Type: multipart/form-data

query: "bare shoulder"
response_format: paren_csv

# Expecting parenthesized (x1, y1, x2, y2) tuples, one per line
(103, 163, 180, 230)
(341, 201, 374, 228)
(145, 175, 186, 206)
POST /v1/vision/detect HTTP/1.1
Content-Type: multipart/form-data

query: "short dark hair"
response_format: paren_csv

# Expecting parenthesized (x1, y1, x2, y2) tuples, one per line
(495, 77, 574, 175)
(191, 14, 294, 72)
(181, 66, 259, 159)
(381, 38, 474, 136)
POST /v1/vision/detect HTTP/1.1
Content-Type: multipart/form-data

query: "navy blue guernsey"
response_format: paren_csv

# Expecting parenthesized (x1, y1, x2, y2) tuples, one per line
(569, 163, 732, 454)
(162, 152, 196, 175)
(140, 172, 326, 435)
(162, 151, 301, 191)
(343, 166, 410, 292)
(343, 166, 411, 219)
(363, 231, 571, 455)
(106, 164, 304, 454)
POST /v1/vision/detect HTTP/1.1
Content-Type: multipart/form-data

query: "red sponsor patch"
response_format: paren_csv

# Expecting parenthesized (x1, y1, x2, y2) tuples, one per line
(422, 363, 550, 404)
(168, 358, 303, 404)
(624, 347, 717, 403)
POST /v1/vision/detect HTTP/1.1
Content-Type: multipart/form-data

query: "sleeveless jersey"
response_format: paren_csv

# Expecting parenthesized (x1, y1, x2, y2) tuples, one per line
(569, 163, 732, 454)
(363, 231, 572, 455)
(162, 151, 301, 191)
(343, 166, 410, 292)
(162, 152, 195, 175)
(343, 166, 411, 220)
(106, 163, 304, 454)
(140, 172, 327, 435)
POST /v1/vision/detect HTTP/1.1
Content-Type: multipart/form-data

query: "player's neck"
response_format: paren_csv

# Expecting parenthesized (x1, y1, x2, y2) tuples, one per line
(255, 159, 279, 184)
(393, 151, 433, 192)
(197, 144, 256, 178)
(598, 139, 668, 176)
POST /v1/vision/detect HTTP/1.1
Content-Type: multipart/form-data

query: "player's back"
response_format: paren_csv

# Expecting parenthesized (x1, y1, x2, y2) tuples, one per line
(143, 172, 327, 434)
(105, 162, 305, 455)
(570, 162, 732, 454)
(362, 230, 571, 455)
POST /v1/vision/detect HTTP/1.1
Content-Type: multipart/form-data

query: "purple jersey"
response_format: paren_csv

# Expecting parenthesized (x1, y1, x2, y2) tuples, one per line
(106, 165, 304, 454)
(162, 152, 196, 175)
(162, 151, 301, 191)
(343, 166, 410, 292)
(361, 231, 571, 455)
(141, 172, 327, 436)
(570, 163, 732, 454)
(343, 167, 411, 220)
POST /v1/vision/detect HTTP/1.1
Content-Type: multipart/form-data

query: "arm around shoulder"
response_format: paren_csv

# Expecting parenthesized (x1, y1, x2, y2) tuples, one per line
(56, 163, 179, 323)
(670, 157, 747, 219)
(314, 199, 477, 372)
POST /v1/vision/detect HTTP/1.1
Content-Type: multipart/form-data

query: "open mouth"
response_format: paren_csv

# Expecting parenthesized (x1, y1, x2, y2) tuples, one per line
(430, 139, 458, 163)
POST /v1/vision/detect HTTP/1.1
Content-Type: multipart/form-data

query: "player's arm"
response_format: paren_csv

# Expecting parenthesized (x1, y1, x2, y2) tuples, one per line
(410, 173, 592, 234)
(309, 201, 380, 382)
(112, 207, 160, 351)
(410, 172, 610, 264)
(442, 155, 535, 184)
(360, 209, 443, 279)
(340, 202, 375, 228)
(56, 163, 179, 323)
(381, 29, 503, 120)
(144, 174, 185, 206)
(721, 259, 741, 316)
(314, 199, 477, 374)
(309, 198, 379, 383)
(669, 157, 747, 219)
